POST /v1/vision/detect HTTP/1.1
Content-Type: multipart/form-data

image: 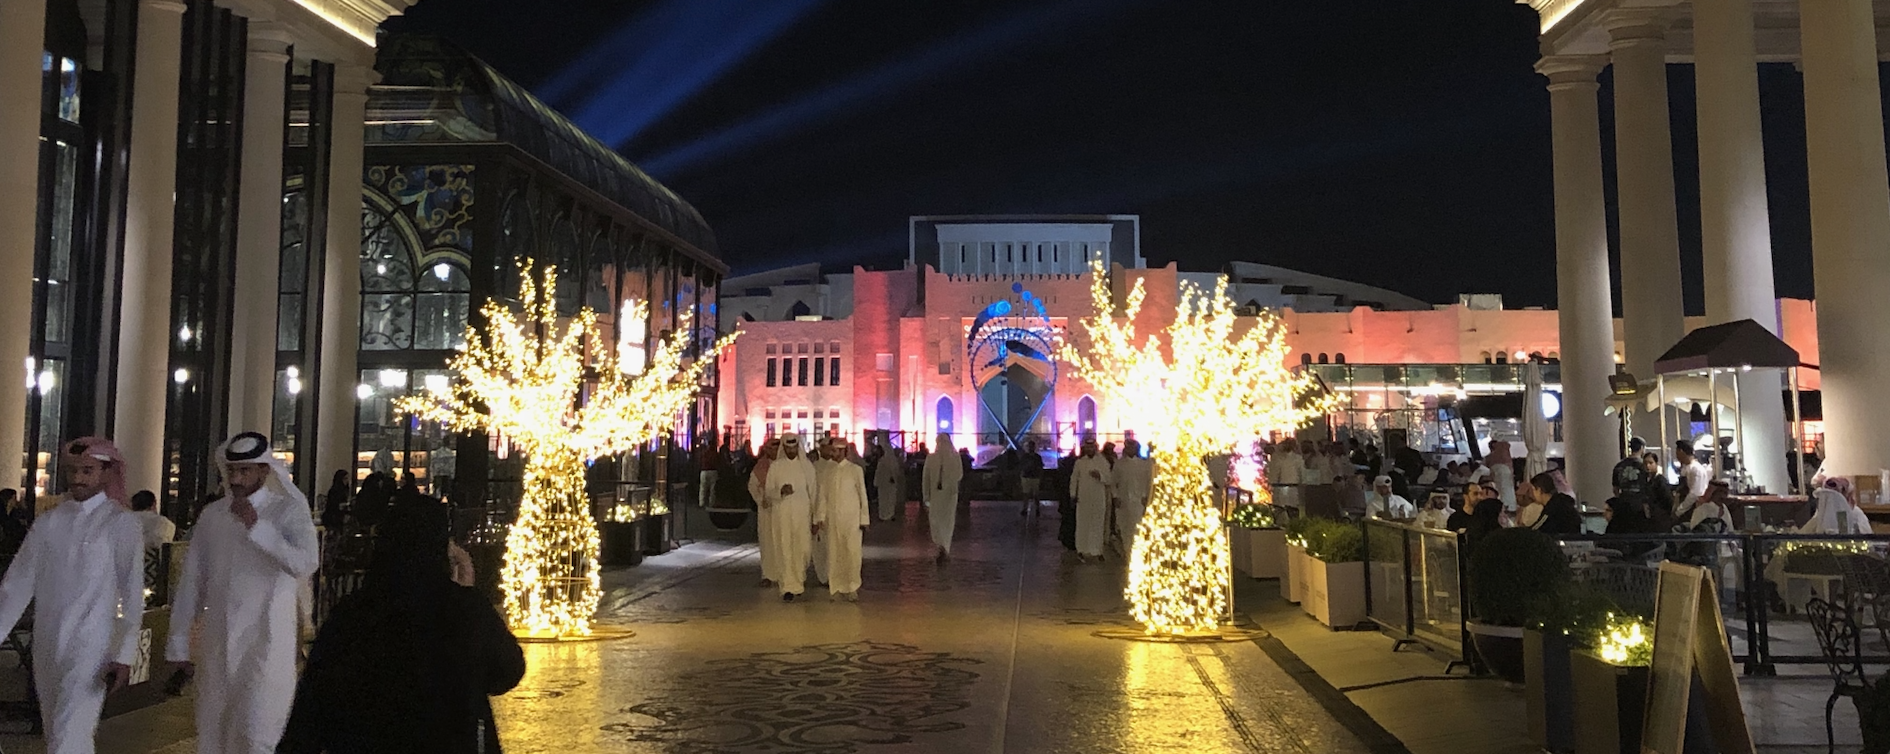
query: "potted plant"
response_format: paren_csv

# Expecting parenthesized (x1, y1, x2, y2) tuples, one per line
(1468, 527, 1568, 683)
(1569, 613, 1651, 754)
(1305, 519, 1366, 629)
(1230, 506, 1257, 576)
(1282, 515, 1314, 604)
(1231, 504, 1284, 579)
(1528, 583, 1613, 753)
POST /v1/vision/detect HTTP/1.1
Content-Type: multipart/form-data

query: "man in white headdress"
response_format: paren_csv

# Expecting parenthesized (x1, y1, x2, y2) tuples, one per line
(921, 433, 964, 563)
(1070, 439, 1114, 562)
(0, 437, 144, 754)
(808, 438, 837, 589)
(167, 431, 321, 753)
(1112, 439, 1154, 558)
(814, 437, 871, 600)
(1366, 475, 1415, 520)
(762, 433, 819, 601)
(1801, 479, 1872, 535)
(747, 437, 781, 587)
(873, 434, 905, 522)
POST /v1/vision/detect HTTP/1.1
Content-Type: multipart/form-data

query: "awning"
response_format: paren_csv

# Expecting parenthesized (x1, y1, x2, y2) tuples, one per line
(1653, 319, 1802, 375)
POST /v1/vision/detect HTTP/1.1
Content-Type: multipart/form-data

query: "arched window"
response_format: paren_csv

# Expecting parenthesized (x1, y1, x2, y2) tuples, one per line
(936, 396, 955, 433)
(1317, 353, 1329, 364)
(360, 190, 470, 352)
(1494, 352, 1508, 364)
(1334, 353, 1346, 364)
(1300, 353, 1312, 366)
(497, 190, 533, 302)
(1480, 351, 1492, 364)
(787, 300, 812, 319)
(1077, 395, 1097, 437)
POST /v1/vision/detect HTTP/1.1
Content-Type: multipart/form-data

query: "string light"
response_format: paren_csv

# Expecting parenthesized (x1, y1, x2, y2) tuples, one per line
(399, 261, 739, 638)
(1596, 613, 1651, 666)
(1061, 261, 1334, 635)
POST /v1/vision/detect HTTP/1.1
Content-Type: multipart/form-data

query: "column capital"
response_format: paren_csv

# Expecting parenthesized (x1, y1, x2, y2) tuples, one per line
(139, 0, 187, 15)
(1536, 55, 1606, 91)
(247, 23, 294, 64)
(1603, 8, 1675, 48)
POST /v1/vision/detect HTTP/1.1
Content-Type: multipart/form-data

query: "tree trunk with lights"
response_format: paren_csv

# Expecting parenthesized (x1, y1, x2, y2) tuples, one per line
(1127, 445, 1230, 632)
(502, 447, 602, 637)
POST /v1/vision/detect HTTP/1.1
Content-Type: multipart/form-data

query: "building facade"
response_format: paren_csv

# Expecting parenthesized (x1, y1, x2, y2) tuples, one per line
(2, 3, 720, 518)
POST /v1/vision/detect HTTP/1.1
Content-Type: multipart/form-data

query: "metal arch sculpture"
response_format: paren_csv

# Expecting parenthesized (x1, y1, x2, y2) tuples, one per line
(965, 283, 1058, 450)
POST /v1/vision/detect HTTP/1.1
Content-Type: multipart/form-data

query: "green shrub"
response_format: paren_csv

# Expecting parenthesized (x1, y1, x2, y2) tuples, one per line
(1311, 521, 1363, 563)
(1542, 582, 1618, 639)
(1469, 527, 1570, 627)
(1229, 504, 1275, 529)
(1282, 513, 1316, 544)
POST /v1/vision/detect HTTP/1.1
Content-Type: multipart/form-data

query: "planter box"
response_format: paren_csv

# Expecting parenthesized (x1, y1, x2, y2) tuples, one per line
(1232, 526, 1254, 576)
(600, 520, 645, 566)
(1469, 622, 1526, 683)
(1248, 529, 1286, 579)
(1283, 544, 1306, 604)
(642, 512, 672, 555)
(1525, 629, 1576, 754)
(1306, 558, 1366, 628)
(1569, 650, 1647, 754)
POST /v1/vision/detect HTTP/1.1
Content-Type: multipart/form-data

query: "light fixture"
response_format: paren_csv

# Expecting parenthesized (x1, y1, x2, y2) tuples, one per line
(286, 377, 303, 395)
(356, 383, 373, 400)
(22, 357, 33, 389)
(424, 373, 449, 393)
(178, 325, 192, 343)
(1539, 391, 1562, 421)
(433, 263, 452, 282)
(35, 370, 54, 394)
(379, 369, 408, 388)
(375, 263, 387, 275)
(1513, 350, 1527, 362)
(285, 365, 300, 379)
(173, 368, 190, 384)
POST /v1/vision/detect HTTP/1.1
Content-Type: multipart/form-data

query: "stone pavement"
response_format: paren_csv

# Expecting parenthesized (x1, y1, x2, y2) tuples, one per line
(0, 499, 1854, 752)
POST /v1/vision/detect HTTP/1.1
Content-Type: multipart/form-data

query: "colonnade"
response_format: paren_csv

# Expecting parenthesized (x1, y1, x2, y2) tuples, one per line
(1543, 0, 1889, 500)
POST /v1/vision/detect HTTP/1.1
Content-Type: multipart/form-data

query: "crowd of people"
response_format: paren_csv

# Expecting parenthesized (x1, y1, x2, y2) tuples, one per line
(0, 431, 521, 753)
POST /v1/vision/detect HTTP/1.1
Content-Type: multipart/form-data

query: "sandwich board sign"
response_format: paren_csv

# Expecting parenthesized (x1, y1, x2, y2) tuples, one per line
(1641, 561, 1753, 754)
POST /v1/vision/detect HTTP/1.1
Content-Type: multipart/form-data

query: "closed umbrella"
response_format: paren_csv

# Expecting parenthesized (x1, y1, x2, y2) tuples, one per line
(1522, 362, 1550, 480)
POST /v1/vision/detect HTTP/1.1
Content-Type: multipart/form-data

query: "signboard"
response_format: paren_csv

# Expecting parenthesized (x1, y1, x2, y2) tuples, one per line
(1641, 562, 1753, 754)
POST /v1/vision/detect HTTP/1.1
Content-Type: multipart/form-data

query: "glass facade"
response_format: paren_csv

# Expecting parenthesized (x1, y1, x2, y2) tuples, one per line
(353, 36, 725, 507)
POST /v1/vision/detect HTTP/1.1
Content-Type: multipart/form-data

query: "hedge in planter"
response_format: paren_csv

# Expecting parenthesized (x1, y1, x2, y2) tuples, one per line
(1468, 527, 1570, 683)
(1304, 519, 1366, 628)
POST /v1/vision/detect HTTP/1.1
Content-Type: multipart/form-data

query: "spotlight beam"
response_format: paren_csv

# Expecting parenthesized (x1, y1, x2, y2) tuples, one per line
(640, 0, 1139, 177)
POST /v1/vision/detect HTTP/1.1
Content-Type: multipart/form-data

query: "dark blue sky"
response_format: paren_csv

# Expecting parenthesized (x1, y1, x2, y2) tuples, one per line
(388, 0, 1826, 311)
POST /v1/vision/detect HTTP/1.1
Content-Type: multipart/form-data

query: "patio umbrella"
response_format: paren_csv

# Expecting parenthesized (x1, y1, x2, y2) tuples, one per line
(1522, 361, 1550, 480)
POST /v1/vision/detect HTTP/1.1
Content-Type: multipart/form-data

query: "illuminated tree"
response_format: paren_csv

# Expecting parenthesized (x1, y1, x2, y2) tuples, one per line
(399, 261, 737, 638)
(1061, 261, 1332, 635)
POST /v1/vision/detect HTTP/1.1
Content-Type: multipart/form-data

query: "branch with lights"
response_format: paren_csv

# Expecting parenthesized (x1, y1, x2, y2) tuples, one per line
(1060, 260, 1334, 635)
(398, 261, 738, 638)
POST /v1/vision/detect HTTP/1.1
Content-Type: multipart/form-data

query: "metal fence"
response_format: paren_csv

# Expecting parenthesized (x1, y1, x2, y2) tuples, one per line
(1355, 520, 1890, 676)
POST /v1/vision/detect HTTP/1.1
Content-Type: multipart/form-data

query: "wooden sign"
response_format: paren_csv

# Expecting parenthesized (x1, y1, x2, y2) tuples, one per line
(1641, 562, 1754, 754)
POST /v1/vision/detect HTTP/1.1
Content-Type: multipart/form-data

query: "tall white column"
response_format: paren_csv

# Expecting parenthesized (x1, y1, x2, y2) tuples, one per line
(1693, 0, 1787, 492)
(1607, 14, 1686, 384)
(0, 0, 49, 488)
(1539, 56, 1617, 504)
(1800, 0, 1890, 477)
(314, 63, 372, 485)
(227, 25, 292, 436)
(114, 0, 188, 496)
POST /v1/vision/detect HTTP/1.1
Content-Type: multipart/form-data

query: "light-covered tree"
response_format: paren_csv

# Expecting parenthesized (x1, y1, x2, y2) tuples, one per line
(1061, 261, 1331, 635)
(400, 261, 737, 637)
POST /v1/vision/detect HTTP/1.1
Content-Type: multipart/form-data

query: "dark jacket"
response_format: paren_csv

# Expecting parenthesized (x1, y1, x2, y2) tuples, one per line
(281, 503, 525, 754)
(1531, 493, 1585, 535)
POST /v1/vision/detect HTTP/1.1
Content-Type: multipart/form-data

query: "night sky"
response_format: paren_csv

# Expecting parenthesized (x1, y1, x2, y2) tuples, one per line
(387, 0, 1826, 311)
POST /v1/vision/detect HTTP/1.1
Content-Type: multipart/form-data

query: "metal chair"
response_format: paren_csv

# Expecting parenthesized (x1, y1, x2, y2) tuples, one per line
(1806, 596, 1874, 753)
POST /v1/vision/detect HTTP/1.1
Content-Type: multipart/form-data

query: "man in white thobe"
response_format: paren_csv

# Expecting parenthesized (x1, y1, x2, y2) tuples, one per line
(167, 432, 321, 754)
(1112, 439, 1154, 559)
(809, 440, 837, 588)
(874, 436, 905, 522)
(1365, 475, 1415, 520)
(747, 437, 781, 587)
(0, 438, 143, 754)
(1070, 439, 1114, 562)
(762, 433, 818, 601)
(814, 438, 871, 600)
(922, 433, 964, 562)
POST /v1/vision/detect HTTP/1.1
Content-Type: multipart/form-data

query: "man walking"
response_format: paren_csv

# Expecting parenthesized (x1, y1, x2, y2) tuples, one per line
(873, 435, 905, 522)
(1019, 440, 1044, 517)
(167, 432, 321, 753)
(747, 437, 781, 587)
(0, 438, 143, 754)
(762, 433, 818, 601)
(1070, 440, 1114, 562)
(814, 438, 870, 600)
(1112, 439, 1153, 558)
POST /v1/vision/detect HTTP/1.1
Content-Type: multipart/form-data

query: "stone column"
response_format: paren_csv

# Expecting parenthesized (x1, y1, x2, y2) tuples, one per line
(1606, 13, 1686, 384)
(314, 63, 372, 485)
(1800, 0, 1890, 476)
(1694, 0, 1787, 492)
(114, 0, 188, 495)
(227, 25, 292, 436)
(0, 0, 48, 487)
(1538, 55, 1617, 504)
